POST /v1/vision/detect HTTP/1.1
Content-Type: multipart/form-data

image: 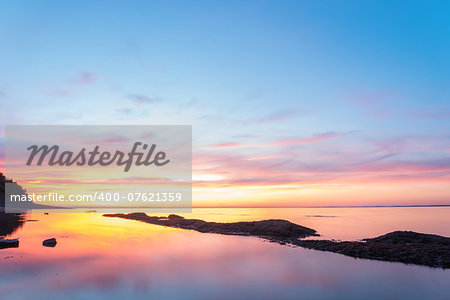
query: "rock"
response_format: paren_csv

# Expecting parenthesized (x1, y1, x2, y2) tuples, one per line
(104, 213, 318, 239)
(42, 238, 57, 247)
(363, 231, 450, 246)
(0, 238, 19, 249)
(168, 214, 184, 221)
(294, 232, 450, 269)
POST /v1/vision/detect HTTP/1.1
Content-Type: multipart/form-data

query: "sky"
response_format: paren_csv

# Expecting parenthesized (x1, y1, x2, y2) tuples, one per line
(0, 0, 449, 207)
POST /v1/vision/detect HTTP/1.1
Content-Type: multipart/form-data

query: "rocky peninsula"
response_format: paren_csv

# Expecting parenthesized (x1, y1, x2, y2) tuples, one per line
(104, 213, 318, 238)
(104, 213, 450, 269)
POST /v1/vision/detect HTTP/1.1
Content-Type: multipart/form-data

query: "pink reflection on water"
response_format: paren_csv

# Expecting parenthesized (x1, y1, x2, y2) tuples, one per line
(0, 208, 449, 299)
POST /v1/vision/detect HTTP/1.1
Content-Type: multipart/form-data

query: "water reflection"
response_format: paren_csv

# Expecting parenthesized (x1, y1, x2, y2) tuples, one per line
(0, 208, 449, 299)
(0, 211, 25, 237)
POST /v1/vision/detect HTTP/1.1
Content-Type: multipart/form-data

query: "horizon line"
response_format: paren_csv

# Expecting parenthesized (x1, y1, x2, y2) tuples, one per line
(15, 204, 450, 209)
(189, 204, 450, 209)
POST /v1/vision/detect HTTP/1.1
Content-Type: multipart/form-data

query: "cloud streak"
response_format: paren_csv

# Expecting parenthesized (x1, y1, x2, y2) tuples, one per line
(272, 132, 353, 147)
(129, 94, 162, 104)
(257, 109, 303, 124)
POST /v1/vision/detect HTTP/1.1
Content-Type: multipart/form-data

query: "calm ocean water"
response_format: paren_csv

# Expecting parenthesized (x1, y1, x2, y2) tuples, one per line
(1, 207, 449, 299)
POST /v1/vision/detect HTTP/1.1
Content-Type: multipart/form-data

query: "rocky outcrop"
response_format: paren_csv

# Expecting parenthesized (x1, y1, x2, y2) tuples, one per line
(1, 172, 60, 211)
(1, 172, 28, 208)
(363, 231, 450, 245)
(294, 232, 450, 269)
(104, 213, 318, 239)
(104, 213, 450, 269)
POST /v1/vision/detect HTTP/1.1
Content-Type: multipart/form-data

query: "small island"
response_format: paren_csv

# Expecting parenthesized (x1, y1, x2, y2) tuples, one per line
(104, 213, 450, 269)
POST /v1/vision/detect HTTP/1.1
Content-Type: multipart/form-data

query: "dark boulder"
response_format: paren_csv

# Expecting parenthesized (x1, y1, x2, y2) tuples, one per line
(43, 238, 57, 247)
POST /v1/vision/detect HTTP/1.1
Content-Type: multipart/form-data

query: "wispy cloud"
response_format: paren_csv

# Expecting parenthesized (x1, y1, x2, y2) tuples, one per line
(257, 109, 303, 124)
(365, 138, 405, 162)
(115, 108, 134, 114)
(191, 148, 450, 189)
(206, 142, 247, 149)
(408, 109, 450, 120)
(79, 135, 130, 145)
(350, 91, 393, 119)
(179, 99, 199, 109)
(233, 134, 260, 139)
(72, 72, 98, 85)
(202, 132, 354, 150)
(237, 109, 305, 126)
(273, 132, 353, 147)
(128, 94, 162, 104)
(46, 89, 74, 97)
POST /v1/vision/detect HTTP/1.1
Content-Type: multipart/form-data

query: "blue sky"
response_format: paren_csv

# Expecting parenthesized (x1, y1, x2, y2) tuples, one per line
(1, 1, 449, 206)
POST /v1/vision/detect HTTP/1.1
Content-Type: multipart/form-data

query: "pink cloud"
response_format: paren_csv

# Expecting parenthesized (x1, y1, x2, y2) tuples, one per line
(83, 136, 130, 144)
(203, 132, 353, 150)
(191, 134, 450, 188)
(206, 142, 247, 149)
(355, 158, 450, 173)
(273, 132, 352, 147)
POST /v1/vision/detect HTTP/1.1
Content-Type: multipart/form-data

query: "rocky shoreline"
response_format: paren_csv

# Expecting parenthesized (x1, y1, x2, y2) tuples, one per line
(104, 213, 450, 269)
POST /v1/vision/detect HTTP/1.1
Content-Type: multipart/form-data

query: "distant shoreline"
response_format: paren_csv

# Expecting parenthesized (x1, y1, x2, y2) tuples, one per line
(189, 205, 450, 209)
